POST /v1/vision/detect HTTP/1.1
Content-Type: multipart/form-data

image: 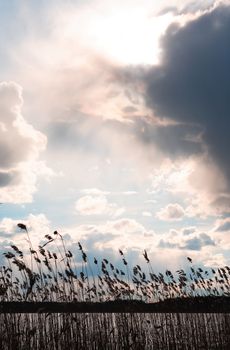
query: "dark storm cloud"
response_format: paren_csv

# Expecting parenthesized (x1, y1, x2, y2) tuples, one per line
(49, 109, 203, 161)
(0, 171, 15, 187)
(143, 5, 230, 188)
(133, 120, 203, 158)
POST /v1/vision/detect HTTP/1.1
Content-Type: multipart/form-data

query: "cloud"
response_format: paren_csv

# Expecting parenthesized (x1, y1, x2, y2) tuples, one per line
(134, 118, 204, 158)
(158, 239, 177, 249)
(0, 82, 44, 166)
(0, 218, 20, 238)
(158, 6, 178, 16)
(214, 218, 230, 232)
(80, 188, 110, 196)
(0, 213, 50, 246)
(182, 227, 196, 235)
(61, 217, 188, 272)
(67, 217, 156, 254)
(0, 81, 49, 203)
(182, 233, 215, 250)
(179, 0, 216, 15)
(107, 218, 144, 234)
(149, 154, 229, 217)
(158, 229, 215, 251)
(203, 253, 229, 268)
(45, 112, 170, 198)
(75, 194, 125, 217)
(142, 4, 230, 201)
(122, 191, 138, 195)
(142, 211, 152, 217)
(156, 203, 185, 221)
(158, 0, 215, 16)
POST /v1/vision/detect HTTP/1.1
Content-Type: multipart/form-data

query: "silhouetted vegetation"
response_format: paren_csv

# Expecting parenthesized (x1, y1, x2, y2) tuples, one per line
(0, 224, 230, 349)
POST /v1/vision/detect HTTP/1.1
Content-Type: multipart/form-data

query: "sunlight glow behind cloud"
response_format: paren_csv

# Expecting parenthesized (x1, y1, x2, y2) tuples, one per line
(0, 0, 229, 270)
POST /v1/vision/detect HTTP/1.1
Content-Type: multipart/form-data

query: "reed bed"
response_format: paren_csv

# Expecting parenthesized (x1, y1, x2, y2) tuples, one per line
(0, 224, 229, 349)
(1, 312, 230, 350)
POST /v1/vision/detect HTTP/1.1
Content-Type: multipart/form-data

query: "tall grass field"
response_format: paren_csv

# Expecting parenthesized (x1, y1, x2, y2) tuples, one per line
(0, 224, 230, 349)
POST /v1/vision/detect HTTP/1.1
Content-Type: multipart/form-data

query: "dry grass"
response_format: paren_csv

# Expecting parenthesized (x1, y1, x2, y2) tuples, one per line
(0, 224, 230, 349)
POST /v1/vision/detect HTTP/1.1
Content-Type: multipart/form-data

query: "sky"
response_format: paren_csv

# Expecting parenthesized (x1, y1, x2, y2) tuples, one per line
(0, 0, 230, 270)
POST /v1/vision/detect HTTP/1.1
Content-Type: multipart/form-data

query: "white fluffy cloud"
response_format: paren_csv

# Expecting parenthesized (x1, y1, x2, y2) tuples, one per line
(156, 203, 185, 221)
(158, 227, 215, 251)
(63, 218, 220, 270)
(0, 213, 50, 247)
(0, 81, 49, 203)
(75, 194, 125, 217)
(150, 157, 229, 218)
(67, 217, 156, 253)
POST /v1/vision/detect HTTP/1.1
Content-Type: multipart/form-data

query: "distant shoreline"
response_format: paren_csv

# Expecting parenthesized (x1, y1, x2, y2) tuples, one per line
(1, 296, 229, 313)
